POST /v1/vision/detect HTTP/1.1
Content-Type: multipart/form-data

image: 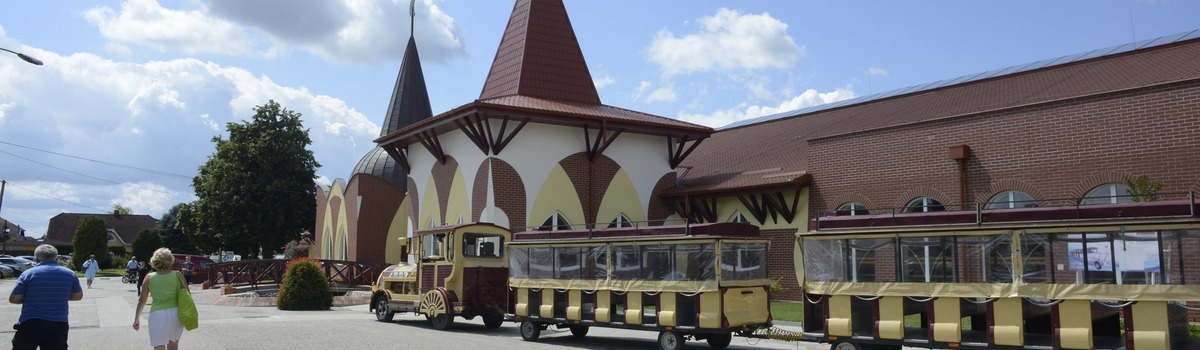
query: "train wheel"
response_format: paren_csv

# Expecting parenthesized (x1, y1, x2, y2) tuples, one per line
(705, 333, 731, 349)
(429, 313, 454, 330)
(569, 325, 589, 338)
(657, 331, 685, 350)
(374, 297, 395, 322)
(483, 313, 504, 329)
(520, 321, 542, 341)
(831, 340, 865, 350)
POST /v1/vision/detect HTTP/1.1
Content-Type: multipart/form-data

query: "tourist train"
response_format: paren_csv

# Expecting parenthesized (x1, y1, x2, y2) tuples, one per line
(370, 195, 1200, 350)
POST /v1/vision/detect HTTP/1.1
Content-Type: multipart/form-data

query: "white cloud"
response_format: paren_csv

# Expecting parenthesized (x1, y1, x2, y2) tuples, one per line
(593, 74, 616, 89)
(83, 0, 466, 64)
(648, 8, 802, 76)
(868, 66, 889, 76)
(0, 39, 380, 237)
(646, 85, 678, 103)
(678, 87, 856, 128)
(631, 81, 653, 100)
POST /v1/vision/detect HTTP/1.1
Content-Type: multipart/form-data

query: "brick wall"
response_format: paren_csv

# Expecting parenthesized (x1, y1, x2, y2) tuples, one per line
(489, 158, 527, 231)
(558, 153, 620, 226)
(762, 228, 801, 301)
(349, 175, 405, 264)
(430, 157, 460, 225)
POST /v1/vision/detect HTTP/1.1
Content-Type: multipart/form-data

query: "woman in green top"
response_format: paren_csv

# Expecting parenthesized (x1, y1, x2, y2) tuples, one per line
(132, 248, 189, 350)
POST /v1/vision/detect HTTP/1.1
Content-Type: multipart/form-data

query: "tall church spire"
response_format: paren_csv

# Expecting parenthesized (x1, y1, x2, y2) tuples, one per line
(379, 0, 433, 136)
(479, 0, 600, 105)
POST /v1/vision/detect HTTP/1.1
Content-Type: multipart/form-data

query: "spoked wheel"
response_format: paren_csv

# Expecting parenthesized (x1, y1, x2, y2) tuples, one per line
(520, 320, 542, 341)
(569, 325, 589, 338)
(831, 341, 866, 350)
(421, 290, 454, 330)
(483, 313, 504, 329)
(374, 297, 395, 322)
(657, 331, 685, 350)
(705, 333, 731, 349)
(122, 274, 133, 284)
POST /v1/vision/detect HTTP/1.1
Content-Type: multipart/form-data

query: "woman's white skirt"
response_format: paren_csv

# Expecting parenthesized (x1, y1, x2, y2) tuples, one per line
(148, 308, 183, 346)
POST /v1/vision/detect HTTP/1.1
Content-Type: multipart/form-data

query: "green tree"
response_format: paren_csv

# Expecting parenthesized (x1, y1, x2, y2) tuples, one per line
(112, 203, 132, 215)
(1126, 175, 1163, 202)
(276, 258, 332, 310)
(71, 216, 111, 270)
(188, 100, 320, 259)
(158, 203, 199, 254)
(131, 228, 164, 264)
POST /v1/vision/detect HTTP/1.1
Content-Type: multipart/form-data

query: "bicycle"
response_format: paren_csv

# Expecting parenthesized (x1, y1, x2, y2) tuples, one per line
(121, 269, 138, 284)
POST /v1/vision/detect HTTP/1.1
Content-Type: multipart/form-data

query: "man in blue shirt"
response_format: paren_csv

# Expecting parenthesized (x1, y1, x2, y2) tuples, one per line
(9, 244, 83, 350)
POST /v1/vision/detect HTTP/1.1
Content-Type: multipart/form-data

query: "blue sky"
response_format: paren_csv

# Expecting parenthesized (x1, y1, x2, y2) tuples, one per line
(1, 0, 1198, 239)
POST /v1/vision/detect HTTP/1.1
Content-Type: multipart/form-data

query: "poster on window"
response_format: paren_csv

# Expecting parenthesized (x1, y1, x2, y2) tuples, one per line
(1067, 233, 1160, 272)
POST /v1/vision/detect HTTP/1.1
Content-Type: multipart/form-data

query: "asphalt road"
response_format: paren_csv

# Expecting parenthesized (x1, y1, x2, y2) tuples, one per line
(0, 275, 841, 350)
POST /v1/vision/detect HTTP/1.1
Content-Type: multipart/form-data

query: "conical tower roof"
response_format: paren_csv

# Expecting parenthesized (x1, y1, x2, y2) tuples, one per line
(380, 36, 434, 136)
(479, 0, 600, 105)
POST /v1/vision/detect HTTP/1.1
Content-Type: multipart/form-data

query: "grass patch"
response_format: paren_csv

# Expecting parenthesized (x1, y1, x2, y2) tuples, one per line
(75, 268, 128, 278)
(771, 301, 803, 322)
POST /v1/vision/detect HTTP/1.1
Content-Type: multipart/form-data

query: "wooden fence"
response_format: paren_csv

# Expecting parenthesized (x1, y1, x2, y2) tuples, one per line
(207, 259, 390, 289)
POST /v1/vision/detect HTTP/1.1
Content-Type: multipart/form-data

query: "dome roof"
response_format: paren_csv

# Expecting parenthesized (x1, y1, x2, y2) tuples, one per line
(353, 147, 407, 191)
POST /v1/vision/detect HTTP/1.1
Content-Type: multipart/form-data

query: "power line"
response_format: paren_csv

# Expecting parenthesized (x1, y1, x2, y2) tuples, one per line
(4, 182, 108, 213)
(0, 149, 186, 196)
(0, 140, 193, 179)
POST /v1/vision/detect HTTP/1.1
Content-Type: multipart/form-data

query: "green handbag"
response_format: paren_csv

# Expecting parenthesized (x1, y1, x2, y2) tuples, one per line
(176, 271, 199, 330)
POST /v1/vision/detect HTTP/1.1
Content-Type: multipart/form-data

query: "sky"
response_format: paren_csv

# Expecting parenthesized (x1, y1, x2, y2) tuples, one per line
(1, 0, 1198, 240)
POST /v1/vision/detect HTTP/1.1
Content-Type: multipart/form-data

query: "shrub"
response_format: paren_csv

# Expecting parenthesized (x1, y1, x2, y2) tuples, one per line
(276, 258, 332, 310)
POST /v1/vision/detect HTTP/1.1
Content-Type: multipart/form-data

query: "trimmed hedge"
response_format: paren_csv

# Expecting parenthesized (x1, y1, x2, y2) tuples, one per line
(276, 258, 332, 310)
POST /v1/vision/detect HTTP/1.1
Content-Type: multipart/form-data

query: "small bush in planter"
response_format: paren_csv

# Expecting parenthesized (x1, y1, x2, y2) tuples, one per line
(276, 258, 332, 310)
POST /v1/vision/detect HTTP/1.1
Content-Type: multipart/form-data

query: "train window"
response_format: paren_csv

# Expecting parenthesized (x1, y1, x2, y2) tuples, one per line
(721, 242, 767, 280)
(643, 245, 673, 280)
(509, 248, 529, 278)
(529, 247, 554, 279)
(584, 245, 607, 280)
(676, 243, 716, 281)
(1162, 230, 1200, 285)
(955, 234, 1012, 283)
(847, 238, 894, 282)
(611, 245, 641, 280)
(556, 247, 584, 279)
(462, 233, 504, 259)
(421, 234, 445, 261)
(1021, 233, 1051, 283)
(899, 236, 955, 282)
(802, 239, 847, 282)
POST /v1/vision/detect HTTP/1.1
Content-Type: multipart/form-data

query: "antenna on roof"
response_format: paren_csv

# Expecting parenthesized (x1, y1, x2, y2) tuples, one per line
(410, 0, 416, 37)
(1128, 9, 1136, 42)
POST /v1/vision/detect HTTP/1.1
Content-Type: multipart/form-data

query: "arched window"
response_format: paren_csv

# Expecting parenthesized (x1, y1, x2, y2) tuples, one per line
(1081, 183, 1132, 205)
(836, 202, 869, 216)
(729, 212, 750, 224)
(539, 212, 572, 231)
(607, 214, 633, 228)
(986, 191, 1036, 209)
(903, 197, 945, 213)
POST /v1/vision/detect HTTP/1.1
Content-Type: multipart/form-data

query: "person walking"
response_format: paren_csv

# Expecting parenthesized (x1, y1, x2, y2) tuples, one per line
(82, 255, 100, 289)
(127, 257, 139, 279)
(133, 248, 189, 350)
(8, 244, 84, 350)
(180, 258, 193, 286)
(136, 261, 150, 296)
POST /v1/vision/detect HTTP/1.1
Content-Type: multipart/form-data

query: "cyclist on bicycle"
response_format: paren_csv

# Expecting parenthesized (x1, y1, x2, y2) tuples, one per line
(126, 256, 139, 282)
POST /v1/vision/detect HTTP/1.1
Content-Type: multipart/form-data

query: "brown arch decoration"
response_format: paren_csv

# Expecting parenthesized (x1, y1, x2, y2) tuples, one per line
(559, 153, 620, 227)
(1069, 171, 1135, 200)
(431, 156, 460, 225)
(407, 176, 420, 229)
(472, 160, 488, 223)
(894, 187, 953, 210)
(647, 173, 677, 225)
(489, 158, 526, 231)
(976, 179, 1046, 205)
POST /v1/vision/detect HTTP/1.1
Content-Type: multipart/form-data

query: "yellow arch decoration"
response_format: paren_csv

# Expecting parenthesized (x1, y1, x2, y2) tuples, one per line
(420, 178, 442, 228)
(530, 164, 585, 229)
(320, 181, 350, 260)
(445, 168, 471, 225)
(385, 197, 410, 263)
(597, 168, 646, 226)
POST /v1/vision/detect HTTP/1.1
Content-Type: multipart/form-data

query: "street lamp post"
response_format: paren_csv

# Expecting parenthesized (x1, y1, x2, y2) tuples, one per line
(0, 47, 43, 66)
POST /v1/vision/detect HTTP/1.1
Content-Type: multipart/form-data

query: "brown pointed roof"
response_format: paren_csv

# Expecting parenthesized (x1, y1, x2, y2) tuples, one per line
(479, 0, 600, 105)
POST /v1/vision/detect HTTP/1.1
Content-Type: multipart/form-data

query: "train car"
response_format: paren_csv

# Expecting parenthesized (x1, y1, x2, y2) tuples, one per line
(506, 222, 774, 350)
(370, 223, 511, 329)
(799, 195, 1200, 350)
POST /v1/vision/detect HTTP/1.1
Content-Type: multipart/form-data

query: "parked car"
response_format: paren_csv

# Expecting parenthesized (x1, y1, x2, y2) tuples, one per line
(0, 264, 14, 278)
(0, 257, 35, 273)
(172, 254, 215, 284)
(17, 255, 35, 262)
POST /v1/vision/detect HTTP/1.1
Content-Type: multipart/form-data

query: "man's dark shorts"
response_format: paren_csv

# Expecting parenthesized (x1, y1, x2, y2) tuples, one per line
(12, 319, 69, 350)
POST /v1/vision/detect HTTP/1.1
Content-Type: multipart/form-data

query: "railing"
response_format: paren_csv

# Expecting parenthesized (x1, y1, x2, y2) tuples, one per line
(207, 259, 391, 289)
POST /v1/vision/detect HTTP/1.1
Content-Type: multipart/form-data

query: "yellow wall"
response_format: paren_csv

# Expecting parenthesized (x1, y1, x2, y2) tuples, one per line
(596, 168, 646, 225)
(712, 187, 808, 230)
(445, 168, 471, 225)
(530, 164, 585, 229)
(384, 197, 410, 264)
(420, 178, 442, 228)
